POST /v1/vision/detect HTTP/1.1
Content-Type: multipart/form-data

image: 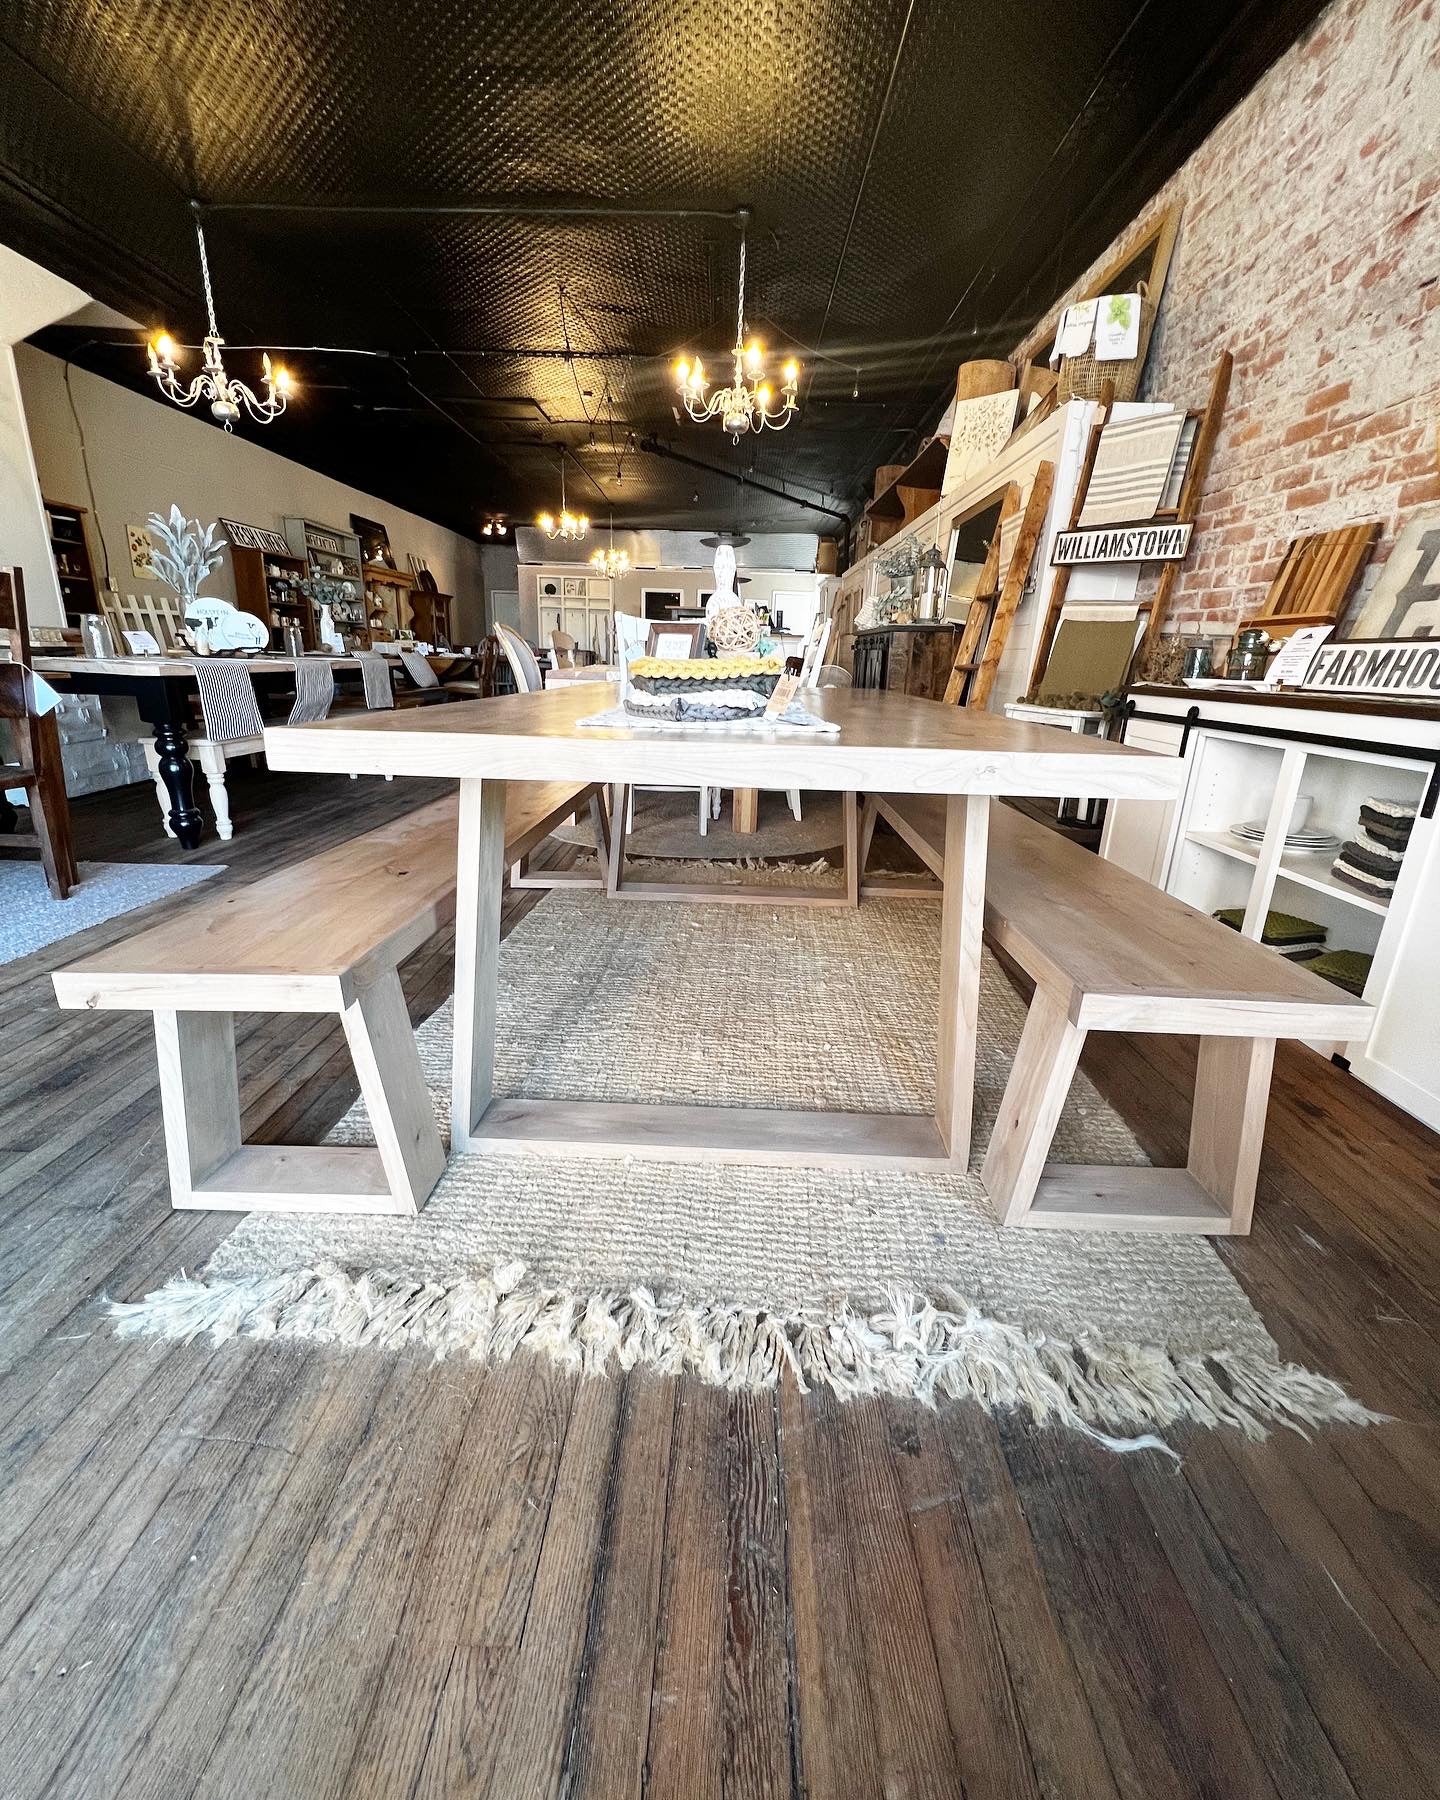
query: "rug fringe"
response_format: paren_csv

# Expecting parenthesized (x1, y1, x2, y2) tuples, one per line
(106, 1261, 1383, 1450)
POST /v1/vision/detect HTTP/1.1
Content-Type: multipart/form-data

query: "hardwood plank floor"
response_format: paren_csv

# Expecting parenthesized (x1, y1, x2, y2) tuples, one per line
(2, 769, 1439, 1798)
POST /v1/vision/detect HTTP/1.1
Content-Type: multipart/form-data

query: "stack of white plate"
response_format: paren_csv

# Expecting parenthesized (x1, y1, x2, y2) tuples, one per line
(1229, 818, 1340, 853)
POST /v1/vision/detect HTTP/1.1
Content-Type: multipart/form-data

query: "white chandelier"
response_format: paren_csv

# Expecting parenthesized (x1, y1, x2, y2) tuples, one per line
(536, 451, 588, 541)
(675, 226, 799, 440)
(147, 216, 292, 430)
(590, 531, 629, 578)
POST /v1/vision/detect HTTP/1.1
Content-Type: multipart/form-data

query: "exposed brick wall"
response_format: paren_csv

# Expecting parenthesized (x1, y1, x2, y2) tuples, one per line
(1015, 0, 1440, 641)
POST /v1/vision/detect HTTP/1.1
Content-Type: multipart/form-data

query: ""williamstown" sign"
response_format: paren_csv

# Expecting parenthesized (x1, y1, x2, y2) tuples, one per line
(1052, 523, 1193, 565)
(1304, 638, 1440, 699)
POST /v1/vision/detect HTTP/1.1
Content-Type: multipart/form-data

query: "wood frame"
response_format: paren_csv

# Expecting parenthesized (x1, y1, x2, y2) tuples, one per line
(1034, 202, 1183, 390)
(645, 621, 703, 658)
(941, 463, 1055, 709)
(601, 783, 862, 908)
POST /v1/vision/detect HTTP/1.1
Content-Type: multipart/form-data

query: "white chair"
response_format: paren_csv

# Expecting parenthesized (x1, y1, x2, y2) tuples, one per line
(614, 613, 714, 835)
(495, 622, 544, 694)
(145, 659, 337, 841)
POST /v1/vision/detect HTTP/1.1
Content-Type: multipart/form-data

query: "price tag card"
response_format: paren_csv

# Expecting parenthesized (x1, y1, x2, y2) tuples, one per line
(1265, 623, 1333, 687)
(122, 628, 163, 655)
(762, 672, 801, 720)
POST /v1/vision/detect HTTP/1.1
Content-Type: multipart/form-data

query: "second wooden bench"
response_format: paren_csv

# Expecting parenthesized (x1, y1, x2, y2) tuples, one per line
(861, 794, 1375, 1234)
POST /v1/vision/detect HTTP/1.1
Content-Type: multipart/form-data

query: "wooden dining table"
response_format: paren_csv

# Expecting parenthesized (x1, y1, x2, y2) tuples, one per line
(264, 685, 1183, 1181)
(33, 651, 469, 848)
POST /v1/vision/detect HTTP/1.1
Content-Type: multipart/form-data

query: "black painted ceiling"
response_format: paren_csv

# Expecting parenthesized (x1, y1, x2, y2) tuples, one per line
(1, 0, 1324, 542)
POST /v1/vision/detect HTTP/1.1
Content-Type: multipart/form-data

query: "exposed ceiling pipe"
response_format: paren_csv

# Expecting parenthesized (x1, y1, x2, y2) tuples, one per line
(635, 436, 850, 526)
(196, 198, 751, 223)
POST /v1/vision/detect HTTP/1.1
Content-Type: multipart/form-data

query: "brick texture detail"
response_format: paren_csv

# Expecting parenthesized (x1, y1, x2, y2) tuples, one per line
(1014, 0, 1440, 638)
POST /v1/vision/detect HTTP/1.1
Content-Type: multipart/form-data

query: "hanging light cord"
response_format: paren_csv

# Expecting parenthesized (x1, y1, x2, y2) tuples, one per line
(736, 231, 748, 347)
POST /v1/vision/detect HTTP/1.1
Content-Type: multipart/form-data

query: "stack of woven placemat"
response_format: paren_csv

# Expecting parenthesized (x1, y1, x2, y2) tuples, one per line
(1331, 795, 1417, 902)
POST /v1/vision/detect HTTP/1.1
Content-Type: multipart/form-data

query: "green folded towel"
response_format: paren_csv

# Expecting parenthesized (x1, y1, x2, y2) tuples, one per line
(1294, 949, 1372, 996)
(1214, 907, 1327, 947)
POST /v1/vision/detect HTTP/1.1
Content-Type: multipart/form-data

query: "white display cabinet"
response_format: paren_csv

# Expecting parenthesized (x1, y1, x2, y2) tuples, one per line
(1102, 685, 1440, 1130)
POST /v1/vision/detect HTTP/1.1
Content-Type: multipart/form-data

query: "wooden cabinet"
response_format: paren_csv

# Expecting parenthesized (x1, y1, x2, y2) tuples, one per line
(43, 500, 99, 626)
(1103, 684, 1440, 1131)
(231, 545, 314, 650)
(852, 623, 960, 701)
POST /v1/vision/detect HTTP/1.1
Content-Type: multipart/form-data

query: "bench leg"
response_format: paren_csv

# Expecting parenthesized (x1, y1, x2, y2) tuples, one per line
(154, 1010, 242, 1203)
(342, 971, 446, 1212)
(980, 986, 1085, 1224)
(604, 784, 630, 897)
(452, 776, 508, 1151)
(935, 793, 989, 1167)
(1187, 1035, 1275, 1234)
(843, 790, 860, 908)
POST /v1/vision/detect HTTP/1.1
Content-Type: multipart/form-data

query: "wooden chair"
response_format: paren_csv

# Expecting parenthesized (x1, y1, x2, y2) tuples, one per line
(550, 628, 578, 669)
(495, 622, 544, 694)
(0, 567, 79, 899)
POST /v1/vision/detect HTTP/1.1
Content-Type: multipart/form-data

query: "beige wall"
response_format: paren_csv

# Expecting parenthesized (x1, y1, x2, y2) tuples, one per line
(16, 345, 488, 639)
(0, 245, 91, 620)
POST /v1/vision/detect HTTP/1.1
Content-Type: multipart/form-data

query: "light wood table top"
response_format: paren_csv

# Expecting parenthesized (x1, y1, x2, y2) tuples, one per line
(265, 683, 1185, 799)
(34, 652, 419, 678)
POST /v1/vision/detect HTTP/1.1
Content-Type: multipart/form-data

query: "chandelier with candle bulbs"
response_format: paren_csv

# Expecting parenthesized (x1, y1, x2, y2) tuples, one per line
(536, 450, 588, 541)
(674, 217, 798, 441)
(590, 544, 629, 578)
(147, 215, 292, 430)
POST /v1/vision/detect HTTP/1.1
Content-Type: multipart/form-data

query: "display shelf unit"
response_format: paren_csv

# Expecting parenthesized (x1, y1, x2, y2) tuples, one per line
(43, 499, 99, 626)
(1102, 684, 1440, 1129)
(232, 545, 314, 650)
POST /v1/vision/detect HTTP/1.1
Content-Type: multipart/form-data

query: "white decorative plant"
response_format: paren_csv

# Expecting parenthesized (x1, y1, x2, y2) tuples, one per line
(145, 504, 226, 610)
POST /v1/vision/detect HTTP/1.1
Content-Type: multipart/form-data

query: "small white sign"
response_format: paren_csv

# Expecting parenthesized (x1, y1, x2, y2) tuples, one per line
(1264, 624, 1332, 688)
(1052, 523, 1193, 565)
(122, 628, 163, 655)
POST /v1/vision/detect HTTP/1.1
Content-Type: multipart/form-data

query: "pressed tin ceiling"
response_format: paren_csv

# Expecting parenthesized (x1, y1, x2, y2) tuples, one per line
(0, 0, 1325, 541)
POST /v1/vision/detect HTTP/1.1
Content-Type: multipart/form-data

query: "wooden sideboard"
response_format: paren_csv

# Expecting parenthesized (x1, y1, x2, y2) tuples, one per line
(852, 622, 960, 701)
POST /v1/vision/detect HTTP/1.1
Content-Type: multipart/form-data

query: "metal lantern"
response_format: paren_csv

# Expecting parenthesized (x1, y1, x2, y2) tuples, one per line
(915, 544, 948, 621)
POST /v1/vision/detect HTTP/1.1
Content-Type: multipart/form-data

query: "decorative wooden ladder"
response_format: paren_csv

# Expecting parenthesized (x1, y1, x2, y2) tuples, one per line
(943, 461, 1056, 709)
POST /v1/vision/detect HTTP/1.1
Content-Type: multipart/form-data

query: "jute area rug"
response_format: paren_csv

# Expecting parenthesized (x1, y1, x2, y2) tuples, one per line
(115, 877, 1376, 1446)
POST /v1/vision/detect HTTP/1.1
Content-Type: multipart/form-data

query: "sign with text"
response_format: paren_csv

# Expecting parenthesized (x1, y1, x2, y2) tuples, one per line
(219, 518, 291, 556)
(1052, 522, 1192, 565)
(1304, 637, 1440, 699)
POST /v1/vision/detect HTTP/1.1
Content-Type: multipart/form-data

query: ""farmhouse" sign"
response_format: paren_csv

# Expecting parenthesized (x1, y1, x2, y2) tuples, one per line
(1052, 522, 1193, 565)
(1304, 638, 1440, 699)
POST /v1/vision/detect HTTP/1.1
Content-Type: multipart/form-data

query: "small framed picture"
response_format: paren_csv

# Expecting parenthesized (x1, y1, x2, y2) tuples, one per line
(647, 622, 703, 658)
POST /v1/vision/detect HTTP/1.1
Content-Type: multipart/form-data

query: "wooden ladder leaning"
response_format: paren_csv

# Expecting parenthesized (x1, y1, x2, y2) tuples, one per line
(943, 459, 1056, 709)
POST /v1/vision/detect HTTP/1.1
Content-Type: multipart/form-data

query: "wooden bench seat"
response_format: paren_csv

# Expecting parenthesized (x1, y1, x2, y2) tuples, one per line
(862, 793, 1375, 1234)
(53, 781, 604, 1216)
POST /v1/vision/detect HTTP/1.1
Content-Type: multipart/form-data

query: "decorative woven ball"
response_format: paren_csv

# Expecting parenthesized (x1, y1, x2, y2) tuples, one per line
(706, 604, 763, 654)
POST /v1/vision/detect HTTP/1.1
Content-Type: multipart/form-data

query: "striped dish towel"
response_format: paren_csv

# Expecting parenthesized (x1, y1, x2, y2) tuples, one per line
(400, 649, 440, 690)
(286, 657, 335, 725)
(191, 659, 264, 743)
(355, 651, 395, 710)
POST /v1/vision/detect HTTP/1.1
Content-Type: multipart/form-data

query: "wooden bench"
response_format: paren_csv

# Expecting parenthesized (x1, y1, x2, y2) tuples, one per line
(52, 782, 603, 1217)
(860, 794, 1375, 1234)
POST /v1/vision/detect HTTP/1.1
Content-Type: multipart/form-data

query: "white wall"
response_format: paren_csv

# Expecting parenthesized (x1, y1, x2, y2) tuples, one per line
(16, 345, 488, 640)
(0, 244, 91, 621)
(522, 560, 815, 623)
